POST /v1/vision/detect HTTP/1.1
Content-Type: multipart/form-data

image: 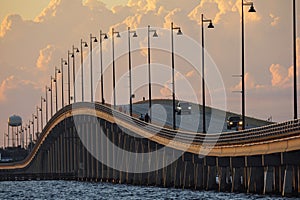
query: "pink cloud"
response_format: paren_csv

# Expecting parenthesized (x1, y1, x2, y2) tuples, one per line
(36, 45, 56, 70)
(0, 76, 15, 101)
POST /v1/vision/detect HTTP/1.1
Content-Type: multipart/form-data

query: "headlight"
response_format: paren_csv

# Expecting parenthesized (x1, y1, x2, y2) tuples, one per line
(177, 107, 181, 110)
(238, 121, 243, 125)
(188, 106, 191, 110)
(229, 122, 233, 125)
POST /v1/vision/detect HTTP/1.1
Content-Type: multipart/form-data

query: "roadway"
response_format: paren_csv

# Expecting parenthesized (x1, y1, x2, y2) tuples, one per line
(121, 99, 271, 133)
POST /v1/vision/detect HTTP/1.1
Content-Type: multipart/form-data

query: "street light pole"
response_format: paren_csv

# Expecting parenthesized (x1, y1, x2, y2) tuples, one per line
(171, 22, 183, 130)
(99, 30, 108, 104)
(61, 58, 67, 107)
(80, 39, 88, 102)
(32, 114, 36, 141)
(71, 45, 79, 103)
(201, 14, 214, 133)
(54, 66, 60, 112)
(90, 34, 98, 102)
(293, 0, 297, 119)
(112, 28, 121, 109)
(128, 27, 138, 116)
(241, 1, 256, 130)
(40, 96, 46, 129)
(51, 76, 56, 115)
(67, 51, 73, 105)
(45, 86, 49, 122)
(36, 106, 39, 135)
(147, 25, 158, 121)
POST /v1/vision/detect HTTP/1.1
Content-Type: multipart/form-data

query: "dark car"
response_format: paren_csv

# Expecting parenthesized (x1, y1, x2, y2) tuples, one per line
(227, 116, 243, 130)
(175, 102, 191, 115)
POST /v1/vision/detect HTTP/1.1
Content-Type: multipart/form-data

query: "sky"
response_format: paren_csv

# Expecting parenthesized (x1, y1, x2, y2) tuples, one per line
(0, 0, 299, 147)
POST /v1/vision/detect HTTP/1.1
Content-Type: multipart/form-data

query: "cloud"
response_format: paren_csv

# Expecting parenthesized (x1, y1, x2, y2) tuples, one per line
(269, 64, 293, 88)
(270, 13, 280, 26)
(160, 84, 171, 97)
(185, 70, 195, 78)
(36, 45, 56, 70)
(0, 76, 15, 101)
(231, 72, 263, 91)
(34, 0, 61, 22)
(189, 0, 234, 24)
(0, 14, 23, 37)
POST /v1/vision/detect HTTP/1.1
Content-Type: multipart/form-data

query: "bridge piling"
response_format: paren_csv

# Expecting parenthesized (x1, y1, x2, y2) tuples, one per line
(282, 165, 293, 196)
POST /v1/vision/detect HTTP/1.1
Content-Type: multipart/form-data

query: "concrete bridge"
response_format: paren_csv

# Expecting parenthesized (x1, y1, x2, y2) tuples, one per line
(1, 102, 300, 197)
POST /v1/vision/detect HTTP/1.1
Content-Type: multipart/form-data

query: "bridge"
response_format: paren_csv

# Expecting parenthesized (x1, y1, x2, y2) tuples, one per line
(0, 102, 300, 197)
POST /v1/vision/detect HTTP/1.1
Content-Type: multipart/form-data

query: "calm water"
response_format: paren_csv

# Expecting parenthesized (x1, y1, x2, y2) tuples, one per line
(0, 181, 296, 200)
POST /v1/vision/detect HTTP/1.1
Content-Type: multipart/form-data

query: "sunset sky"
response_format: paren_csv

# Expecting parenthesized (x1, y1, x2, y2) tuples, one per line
(0, 0, 299, 147)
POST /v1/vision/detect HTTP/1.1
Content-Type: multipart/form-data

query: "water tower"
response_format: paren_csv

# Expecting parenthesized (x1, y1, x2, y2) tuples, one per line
(8, 115, 22, 148)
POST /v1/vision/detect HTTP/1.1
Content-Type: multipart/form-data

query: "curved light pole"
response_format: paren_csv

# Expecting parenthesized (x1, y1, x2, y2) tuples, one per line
(54, 66, 60, 112)
(32, 114, 37, 141)
(293, 0, 297, 119)
(112, 28, 121, 109)
(51, 76, 56, 115)
(24, 127, 27, 149)
(128, 27, 138, 116)
(147, 25, 158, 121)
(28, 121, 32, 148)
(90, 34, 98, 102)
(36, 106, 40, 135)
(171, 22, 183, 130)
(241, 1, 256, 130)
(99, 30, 108, 104)
(40, 96, 46, 129)
(61, 59, 67, 108)
(67, 51, 73, 105)
(80, 39, 88, 102)
(46, 85, 52, 118)
(71, 45, 79, 103)
(201, 14, 214, 133)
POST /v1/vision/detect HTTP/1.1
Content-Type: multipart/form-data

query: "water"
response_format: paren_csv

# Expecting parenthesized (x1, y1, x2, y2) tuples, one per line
(0, 181, 296, 200)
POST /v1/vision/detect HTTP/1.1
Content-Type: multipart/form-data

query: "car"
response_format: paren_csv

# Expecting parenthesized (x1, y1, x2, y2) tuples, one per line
(227, 116, 243, 130)
(175, 102, 192, 115)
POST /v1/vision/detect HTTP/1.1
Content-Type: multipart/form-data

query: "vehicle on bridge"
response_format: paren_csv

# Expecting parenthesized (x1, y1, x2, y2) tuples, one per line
(175, 102, 191, 115)
(227, 116, 243, 130)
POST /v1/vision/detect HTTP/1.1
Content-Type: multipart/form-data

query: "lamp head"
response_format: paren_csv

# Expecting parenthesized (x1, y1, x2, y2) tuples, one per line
(104, 34, 108, 39)
(248, 4, 256, 12)
(71, 54, 74, 58)
(76, 48, 80, 53)
(132, 32, 138, 37)
(153, 31, 158, 37)
(177, 29, 183, 35)
(64, 61, 67, 65)
(94, 38, 98, 42)
(208, 22, 214, 29)
(116, 32, 121, 38)
(84, 43, 88, 48)
(53, 79, 56, 83)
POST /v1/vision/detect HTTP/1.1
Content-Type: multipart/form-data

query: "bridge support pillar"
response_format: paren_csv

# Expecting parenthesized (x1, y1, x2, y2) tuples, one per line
(174, 156, 184, 188)
(218, 167, 230, 192)
(145, 140, 154, 186)
(206, 166, 217, 190)
(263, 166, 274, 194)
(282, 165, 293, 196)
(232, 167, 243, 192)
(194, 163, 203, 190)
(247, 167, 264, 194)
